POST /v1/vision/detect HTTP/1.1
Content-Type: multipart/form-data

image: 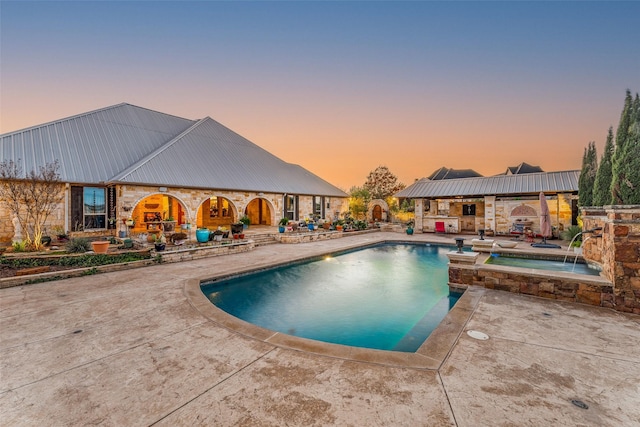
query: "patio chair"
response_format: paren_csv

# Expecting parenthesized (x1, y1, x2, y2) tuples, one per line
(435, 221, 446, 233)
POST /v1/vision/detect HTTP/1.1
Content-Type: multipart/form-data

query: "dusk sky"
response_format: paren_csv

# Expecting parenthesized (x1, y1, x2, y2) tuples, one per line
(1, 1, 638, 190)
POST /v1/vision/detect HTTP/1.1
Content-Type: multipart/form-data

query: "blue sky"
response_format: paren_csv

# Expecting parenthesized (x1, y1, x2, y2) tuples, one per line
(1, 1, 639, 188)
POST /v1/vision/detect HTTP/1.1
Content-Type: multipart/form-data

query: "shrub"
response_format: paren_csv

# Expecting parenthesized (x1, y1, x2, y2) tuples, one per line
(66, 237, 91, 253)
(560, 225, 582, 242)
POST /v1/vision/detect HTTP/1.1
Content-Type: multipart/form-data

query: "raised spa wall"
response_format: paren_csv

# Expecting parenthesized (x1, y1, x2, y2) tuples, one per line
(447, 206, 639, 314)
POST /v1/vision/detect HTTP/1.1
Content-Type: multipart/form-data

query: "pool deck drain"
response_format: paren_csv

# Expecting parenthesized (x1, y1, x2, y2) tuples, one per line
(1, 232, 639, 426)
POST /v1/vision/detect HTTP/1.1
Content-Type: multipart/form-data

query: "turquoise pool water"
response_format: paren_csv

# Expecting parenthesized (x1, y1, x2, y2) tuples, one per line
(485, 254, 601, 276)
(201, 243, 461, 352)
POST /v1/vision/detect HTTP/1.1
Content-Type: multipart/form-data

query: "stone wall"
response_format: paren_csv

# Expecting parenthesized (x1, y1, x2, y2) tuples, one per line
(276, 230, 344, 244)
(448, 255, 614, 308)
(157, 240, 253, 263)
(448, 204, 639, 314)
(582, 205, 640, 313)
(0, 183, 67, 245)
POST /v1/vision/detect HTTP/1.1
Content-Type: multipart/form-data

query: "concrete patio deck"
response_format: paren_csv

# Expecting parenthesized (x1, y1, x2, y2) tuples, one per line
(1, 232, 639, 426)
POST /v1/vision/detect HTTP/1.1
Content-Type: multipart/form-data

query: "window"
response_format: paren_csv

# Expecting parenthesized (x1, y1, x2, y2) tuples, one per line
(313, 196, 324, 219)
(209, 197, 231, 218)
(463, 204, 476, 216)
(70, 186, 116, 231)
(284, 195, 298, 220)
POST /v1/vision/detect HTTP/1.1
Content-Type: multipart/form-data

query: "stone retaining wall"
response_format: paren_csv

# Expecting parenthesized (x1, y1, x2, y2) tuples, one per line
(275, 230, 344, 244)
(157, 240, 254, 263)
(582, 205, 640, 313)
(448, 257, 614, 308)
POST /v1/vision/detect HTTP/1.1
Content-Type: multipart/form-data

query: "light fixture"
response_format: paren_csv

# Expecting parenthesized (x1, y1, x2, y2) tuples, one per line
(159, 187, 167, 192)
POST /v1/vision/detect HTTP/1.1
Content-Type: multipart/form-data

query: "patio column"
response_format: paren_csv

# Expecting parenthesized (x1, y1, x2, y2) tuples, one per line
(484, 195, 496, 232)
(414, 199, 424, 233)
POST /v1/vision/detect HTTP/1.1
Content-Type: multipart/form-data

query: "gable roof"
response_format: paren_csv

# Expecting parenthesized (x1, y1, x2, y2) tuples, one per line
(428, 166, 483, 180)
(503, 162, 544, 175)
(0, 103, 347, 197)
(395, 170, 579, 199)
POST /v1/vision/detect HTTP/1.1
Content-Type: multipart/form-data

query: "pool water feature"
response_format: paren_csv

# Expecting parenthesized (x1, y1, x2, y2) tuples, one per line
(485, 254, 601, 276)
(201, 243, 462, 352)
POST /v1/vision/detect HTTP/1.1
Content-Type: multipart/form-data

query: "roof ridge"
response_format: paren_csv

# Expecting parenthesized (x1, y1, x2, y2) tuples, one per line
(0, 103, 197, 137)
(109, 117, 209, 182)
(0, 103, 129, 136)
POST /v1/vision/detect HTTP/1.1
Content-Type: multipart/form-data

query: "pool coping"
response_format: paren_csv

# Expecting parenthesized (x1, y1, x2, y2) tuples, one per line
(184, 243, 484, 370)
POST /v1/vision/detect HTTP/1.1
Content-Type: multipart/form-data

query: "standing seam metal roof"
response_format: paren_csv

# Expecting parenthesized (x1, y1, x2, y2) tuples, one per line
(394, 170, 579, 198)
(0, 103, 347, 197)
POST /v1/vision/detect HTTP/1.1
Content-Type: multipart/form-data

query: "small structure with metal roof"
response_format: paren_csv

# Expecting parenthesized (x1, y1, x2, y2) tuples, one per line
(395, 170, 579, 236)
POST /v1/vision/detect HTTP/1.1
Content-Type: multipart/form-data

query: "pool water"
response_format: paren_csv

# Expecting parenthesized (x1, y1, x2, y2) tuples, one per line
(201, 243, 461, 352)
(485, 254, 601, 276)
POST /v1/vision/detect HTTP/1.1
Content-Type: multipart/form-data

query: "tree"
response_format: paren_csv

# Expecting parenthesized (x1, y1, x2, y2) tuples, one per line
(578, 141, 597, 207)
(611, 90, 635, 203)
(0, 160, 63, 250)
(613, 102, 640, 203)
(363, 166, 405, 200)
(592, 127, 614, 206)
(348, 186, 371, 220)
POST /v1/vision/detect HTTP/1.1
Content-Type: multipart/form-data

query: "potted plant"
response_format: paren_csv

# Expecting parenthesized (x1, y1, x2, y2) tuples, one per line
(52, 226, 69, 242)
(154, 233, 166, 251)
(196, 228, 210, 243)
(406, 220, 414, 235)
(239, 215, 251, 229)
(279, 217, 289, 233)
(231, 222, 244, 234)
(163, 217, 175, 232)
(212, 228, 224, 242)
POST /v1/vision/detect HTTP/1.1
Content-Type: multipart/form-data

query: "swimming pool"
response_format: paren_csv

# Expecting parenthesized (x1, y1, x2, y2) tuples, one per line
(485, 254, 601, 276)
(201, 243, 461, 352)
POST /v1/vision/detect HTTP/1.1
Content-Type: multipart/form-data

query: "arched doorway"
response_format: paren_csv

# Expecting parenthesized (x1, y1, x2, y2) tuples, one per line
(199, 196, 236, 229)
(372, 205, 382, 221)
(130, 194, 187, 235)
(245, 198, 272, 226)
(368, 199, 389, 222)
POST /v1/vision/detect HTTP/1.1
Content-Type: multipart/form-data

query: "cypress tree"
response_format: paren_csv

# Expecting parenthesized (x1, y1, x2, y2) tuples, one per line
(613, 95, 640, 203)
(578, 141, 597, 207)
(592, 127, 614, 206)
(611, 90, 634, 203)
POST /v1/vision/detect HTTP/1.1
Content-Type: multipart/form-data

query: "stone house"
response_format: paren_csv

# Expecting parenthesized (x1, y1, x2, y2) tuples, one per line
(0, 103, 348, 244)
(395, 170, 579, 236)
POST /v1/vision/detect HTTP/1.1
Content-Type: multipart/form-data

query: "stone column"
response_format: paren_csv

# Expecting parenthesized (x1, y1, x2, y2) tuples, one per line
(414, 199, 424, 233)
(605, 205, 640, 314)
(484, 195, 496, 232)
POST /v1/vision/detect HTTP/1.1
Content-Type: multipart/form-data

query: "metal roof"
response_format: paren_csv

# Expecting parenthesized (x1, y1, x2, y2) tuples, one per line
(1, 103, 347, 197)
(395, 170, 579, 198)
(0, 103, 195, 184)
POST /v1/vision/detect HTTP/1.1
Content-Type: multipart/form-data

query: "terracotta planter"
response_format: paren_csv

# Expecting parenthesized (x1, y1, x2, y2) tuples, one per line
(91, 241, 110, 254)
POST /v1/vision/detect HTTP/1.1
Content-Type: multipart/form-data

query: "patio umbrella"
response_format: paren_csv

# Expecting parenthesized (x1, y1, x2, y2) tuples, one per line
(532, 192, 561, 248)
(539, 192, 552, 243)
